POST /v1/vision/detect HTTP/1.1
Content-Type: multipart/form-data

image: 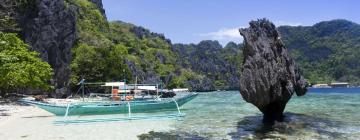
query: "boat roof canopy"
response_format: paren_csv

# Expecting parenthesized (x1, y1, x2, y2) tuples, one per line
(102, 82, 125, 87)
(172, 88, 189, 92)
(102, 83, 157, 91)
(138, 86, 156, 90)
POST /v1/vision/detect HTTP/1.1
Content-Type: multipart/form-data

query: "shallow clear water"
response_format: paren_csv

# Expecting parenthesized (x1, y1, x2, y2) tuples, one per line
(169, 88, 360, 139)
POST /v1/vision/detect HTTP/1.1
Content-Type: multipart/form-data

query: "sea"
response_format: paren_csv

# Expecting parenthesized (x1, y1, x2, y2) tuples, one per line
(139, 88, 360, 139)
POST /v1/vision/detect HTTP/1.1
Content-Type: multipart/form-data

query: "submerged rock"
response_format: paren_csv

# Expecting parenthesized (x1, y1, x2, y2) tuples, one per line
(138, 131, 207, 140)
(238, 19, 308, 124)
(229, 113, 349, 139)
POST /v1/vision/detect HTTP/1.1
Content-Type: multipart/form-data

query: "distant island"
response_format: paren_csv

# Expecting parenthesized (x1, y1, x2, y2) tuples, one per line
(1, 0, 360, 97)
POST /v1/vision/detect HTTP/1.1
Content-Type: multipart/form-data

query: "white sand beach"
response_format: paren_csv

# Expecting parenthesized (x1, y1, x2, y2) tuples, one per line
(0, 102, 174, 140)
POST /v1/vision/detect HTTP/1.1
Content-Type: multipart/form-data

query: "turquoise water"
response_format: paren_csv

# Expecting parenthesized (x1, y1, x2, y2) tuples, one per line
(169, 89, 360, 139)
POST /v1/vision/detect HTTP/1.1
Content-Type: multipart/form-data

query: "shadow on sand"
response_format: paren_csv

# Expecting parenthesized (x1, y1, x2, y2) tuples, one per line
(0, 107, 9, 116)
(0, 112, 10, 116)
(0, 97, 32, 117)
(0, 96, 31, 106)
(22, 115, 53, 118)
(228, 112, 351, 139)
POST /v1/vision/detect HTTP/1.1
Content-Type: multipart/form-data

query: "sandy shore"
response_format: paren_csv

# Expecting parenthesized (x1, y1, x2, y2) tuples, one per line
(0, 101, 175, 140)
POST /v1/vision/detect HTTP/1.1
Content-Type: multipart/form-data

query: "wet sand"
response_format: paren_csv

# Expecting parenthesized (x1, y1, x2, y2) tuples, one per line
(0, 103, 174, 140)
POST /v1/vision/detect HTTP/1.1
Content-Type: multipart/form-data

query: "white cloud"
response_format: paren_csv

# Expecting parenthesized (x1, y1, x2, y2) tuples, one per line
(198, 27, 244, 45)
(199, 27, 241, 40)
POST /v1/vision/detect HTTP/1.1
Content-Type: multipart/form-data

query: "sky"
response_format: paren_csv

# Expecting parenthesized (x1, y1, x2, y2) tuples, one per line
(103, 0, 359, 46)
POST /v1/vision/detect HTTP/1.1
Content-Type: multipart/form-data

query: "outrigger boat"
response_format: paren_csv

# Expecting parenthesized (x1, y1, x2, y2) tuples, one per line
(21, 93, 197, 116)
(21, 80, 198, 123)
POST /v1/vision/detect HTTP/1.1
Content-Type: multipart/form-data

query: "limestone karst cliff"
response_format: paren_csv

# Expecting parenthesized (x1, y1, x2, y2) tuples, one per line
(21, 0, 77, 96)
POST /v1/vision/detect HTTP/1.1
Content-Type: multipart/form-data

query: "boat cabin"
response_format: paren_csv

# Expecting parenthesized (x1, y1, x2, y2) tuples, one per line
(330, 82, 349, 88)
(101, 82, 159, 101)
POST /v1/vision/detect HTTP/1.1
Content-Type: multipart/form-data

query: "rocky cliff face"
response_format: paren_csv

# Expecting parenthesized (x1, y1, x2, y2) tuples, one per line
(19, 0, 77, 97)
(239, 19, 308, 124)
(172, 41, 243, 91)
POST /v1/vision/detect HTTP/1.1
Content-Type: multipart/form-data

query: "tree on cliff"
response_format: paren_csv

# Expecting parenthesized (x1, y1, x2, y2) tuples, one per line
(0, 33, 53, 96)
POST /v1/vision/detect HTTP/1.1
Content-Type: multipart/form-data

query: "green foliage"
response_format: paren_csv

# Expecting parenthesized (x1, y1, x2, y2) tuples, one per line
(278, 19, 360, 85)
(69, 0, 111, 48)
(167, 69, 197, 89)
(214, 80, 227, 89)
(172, 41, 243, 90)
(71, 43, 132, 84)
(103, 44, 132, 81)
(107, 21, 180, 85)
(157, 64, 175, 77)
(69, 0, 132, 84)
(70, 44, 105, 83)
(0, 33, 52, 96)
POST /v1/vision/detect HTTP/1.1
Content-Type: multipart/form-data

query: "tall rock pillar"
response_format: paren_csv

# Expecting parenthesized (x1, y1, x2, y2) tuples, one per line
(239, 19, 308, 124)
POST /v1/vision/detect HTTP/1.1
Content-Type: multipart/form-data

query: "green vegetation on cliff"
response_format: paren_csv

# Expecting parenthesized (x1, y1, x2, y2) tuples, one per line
(68, 0, 187, 89)
(0, 33, 52, 96)
(173, 41, 243, 90)
(67, 0, 243, 91)
(278, 19, 360, 85)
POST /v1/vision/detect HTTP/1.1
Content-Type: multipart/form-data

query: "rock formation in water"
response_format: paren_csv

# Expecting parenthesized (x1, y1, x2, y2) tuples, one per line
(239, 19, 308, 124)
